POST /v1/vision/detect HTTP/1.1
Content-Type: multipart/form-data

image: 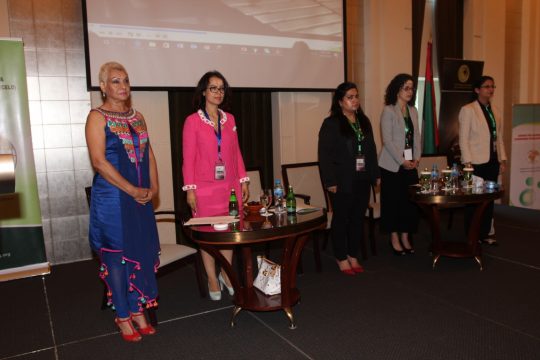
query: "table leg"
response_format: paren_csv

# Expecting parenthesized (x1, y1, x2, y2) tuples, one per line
(474, 256, 483, 271)
(283, 307, 296, 330)
(230, 305, 242, 328)
(467, 200, 490, 270)
(432, 254, 441, 270)
(419, 204, 443, 268)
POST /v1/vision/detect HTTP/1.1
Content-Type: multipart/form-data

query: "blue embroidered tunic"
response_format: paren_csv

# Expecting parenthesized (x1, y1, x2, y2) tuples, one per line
(88, 108, 159, 314)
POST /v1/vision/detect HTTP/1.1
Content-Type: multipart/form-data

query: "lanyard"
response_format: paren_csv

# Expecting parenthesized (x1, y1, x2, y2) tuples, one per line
(403, 107, 413, 148)
(204, 110, 222, 160)
(483, 104, 498, 141)
(349, 119, 364, 154)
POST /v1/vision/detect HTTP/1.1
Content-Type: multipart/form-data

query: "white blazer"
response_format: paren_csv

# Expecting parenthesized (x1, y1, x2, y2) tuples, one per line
(458, 101, 507, 165)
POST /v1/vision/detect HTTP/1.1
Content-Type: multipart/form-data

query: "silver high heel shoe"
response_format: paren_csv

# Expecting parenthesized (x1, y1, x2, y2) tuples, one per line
(218, 273, 234, 296)
(208, 282, 221, 301)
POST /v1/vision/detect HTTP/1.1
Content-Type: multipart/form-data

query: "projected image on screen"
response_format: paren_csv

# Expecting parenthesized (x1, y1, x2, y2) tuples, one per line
(84, 0, 345, 90)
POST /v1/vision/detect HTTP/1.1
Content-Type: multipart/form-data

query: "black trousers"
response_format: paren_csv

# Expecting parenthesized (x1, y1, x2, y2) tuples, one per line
(465, 160, 499, 239)
(380, 167, 419, 233)
(327, 179, 371, 261)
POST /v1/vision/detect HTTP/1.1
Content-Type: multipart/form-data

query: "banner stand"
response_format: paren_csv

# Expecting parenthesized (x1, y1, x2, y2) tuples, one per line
(0, 38, 49, 281)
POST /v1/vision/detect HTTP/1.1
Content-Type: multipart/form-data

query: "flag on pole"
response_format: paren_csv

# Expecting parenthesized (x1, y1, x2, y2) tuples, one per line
(422, 41, 438, 154)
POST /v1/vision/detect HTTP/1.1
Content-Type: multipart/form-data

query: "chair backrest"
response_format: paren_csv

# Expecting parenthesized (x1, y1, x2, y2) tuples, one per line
(154, 210, 180, 245)
(282, 162, 329, 209)
(85, 186, 92, 206)
(418, 155, 448, 176)
(370, 184, 380, 204)
(246, 167, 263, 203)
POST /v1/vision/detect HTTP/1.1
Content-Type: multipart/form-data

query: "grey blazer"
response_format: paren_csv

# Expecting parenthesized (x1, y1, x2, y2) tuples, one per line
(378, 104, 422, 172)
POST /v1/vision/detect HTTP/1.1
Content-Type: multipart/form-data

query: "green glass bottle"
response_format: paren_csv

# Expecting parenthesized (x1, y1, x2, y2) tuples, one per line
(286, 185, 296, 214)
(228, 189, 238, 216)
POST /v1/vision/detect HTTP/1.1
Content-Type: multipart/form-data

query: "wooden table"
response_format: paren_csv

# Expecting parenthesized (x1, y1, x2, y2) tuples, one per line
(186, 209, 327, 329)
(409, 186, 503, 270)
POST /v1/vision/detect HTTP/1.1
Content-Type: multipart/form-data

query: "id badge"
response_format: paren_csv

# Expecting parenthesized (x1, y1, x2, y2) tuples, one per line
(404, 148, 413, 161)
(356, 154, 366, 172)
(214, 160, 226, 180)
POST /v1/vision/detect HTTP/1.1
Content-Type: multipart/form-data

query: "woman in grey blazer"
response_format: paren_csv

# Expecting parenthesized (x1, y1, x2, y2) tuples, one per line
(378, 74, 421, 255)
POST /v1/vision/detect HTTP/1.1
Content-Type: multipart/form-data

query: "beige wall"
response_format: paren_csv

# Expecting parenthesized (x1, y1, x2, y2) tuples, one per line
(363, 0, 412, 152)
(0, 0, 8, 36)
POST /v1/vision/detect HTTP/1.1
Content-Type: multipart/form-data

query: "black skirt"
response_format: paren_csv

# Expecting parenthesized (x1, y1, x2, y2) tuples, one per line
(379, 166, 419, 233)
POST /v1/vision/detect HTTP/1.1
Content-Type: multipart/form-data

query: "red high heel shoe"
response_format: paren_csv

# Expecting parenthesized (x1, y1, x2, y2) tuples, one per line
(351, 265, 364, 273)
(115, 317, 142, 342)
(337, 260, 355, 276)
(131, 312, 156, 335)
(341, 269, 356, 276)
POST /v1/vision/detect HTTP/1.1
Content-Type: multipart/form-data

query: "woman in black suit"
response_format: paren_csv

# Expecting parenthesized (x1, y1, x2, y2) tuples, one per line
(318, 82, 380, 275)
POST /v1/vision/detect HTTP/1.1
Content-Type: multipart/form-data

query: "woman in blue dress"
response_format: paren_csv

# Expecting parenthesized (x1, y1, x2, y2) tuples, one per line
(86, 62, 159, 342)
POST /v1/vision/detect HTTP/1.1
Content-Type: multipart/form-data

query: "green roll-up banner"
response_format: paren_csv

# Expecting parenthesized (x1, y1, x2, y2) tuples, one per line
(510, 104, 540, 209)
(0, 38, 49, 281)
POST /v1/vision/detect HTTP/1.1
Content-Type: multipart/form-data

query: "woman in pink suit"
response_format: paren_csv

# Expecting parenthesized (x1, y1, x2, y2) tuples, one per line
(182, 71, 249, 301)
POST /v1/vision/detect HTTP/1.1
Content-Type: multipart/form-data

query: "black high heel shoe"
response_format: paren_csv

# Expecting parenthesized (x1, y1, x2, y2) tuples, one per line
(401, 238, 415, 254)
(389, 239, 405, 256)
(403, 247, 415, 254)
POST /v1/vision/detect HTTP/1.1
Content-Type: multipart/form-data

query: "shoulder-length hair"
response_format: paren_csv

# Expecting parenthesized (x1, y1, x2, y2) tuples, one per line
(384, 73, 416, 106)
(329, 82, 372, 137)
(192, 70, 231, 111)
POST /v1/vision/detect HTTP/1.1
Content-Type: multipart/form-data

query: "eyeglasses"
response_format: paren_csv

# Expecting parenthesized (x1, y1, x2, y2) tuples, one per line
(207, 86, 226, 94)
(480, 85, 496, 89)
(401, 86, 415, 92)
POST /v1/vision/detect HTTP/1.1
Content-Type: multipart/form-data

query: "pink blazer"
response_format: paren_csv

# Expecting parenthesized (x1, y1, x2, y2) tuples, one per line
(182, 109, 248, 191)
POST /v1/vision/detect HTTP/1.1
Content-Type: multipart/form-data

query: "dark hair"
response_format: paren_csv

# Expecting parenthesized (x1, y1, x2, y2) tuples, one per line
(192, 70, 231, 111)
(329, 82, 372, 137)
(384, 73, 416, 106)
(471, 75, 495, 100)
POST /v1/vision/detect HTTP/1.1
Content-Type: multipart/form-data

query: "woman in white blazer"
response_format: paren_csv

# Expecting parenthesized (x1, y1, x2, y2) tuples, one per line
(379, 74, 422, 255)
(458, 75, 507, 245)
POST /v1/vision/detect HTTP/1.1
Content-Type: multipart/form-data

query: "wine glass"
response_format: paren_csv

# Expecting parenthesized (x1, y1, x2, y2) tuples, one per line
(260, 191, 269, 213)
(260, 189, 273, 216)
(463, 166, 473, 188)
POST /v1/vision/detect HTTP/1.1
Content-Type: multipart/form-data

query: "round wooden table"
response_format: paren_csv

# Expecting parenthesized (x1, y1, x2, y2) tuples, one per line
(186, 208, 327, 329)
(409, 186, 503, 270)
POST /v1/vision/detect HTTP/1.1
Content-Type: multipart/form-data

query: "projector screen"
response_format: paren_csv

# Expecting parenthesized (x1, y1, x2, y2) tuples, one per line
(83, 0, 346, 90)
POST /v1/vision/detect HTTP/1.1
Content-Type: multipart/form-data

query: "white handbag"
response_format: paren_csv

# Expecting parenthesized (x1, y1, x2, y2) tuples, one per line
(253, 256, 281, 295)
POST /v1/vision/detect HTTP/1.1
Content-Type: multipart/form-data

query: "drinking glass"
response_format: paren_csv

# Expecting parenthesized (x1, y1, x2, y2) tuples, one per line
(463, 167, 473, 188)
(260, 191, 269, 208)
(442, 169, 451, 189)
(420, 171, 431, 193)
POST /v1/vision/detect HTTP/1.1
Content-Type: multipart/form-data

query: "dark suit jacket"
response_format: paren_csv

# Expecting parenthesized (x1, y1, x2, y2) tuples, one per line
(318, 115, 380, 193)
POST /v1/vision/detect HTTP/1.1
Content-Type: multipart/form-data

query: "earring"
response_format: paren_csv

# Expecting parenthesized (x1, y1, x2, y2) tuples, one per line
(102, 92, 107, 98)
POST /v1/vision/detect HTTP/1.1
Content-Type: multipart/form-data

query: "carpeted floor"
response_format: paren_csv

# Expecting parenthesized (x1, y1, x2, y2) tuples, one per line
(1, 204, 539, 360)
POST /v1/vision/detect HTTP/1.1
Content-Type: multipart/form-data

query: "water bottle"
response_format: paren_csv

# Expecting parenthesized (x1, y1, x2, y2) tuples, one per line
(273, 179, 284, 213)
(228, 188, 238, 216)
(451, 163, 460, 189)
(286, 185, 296, 214)
(430, 164, 439, 192)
